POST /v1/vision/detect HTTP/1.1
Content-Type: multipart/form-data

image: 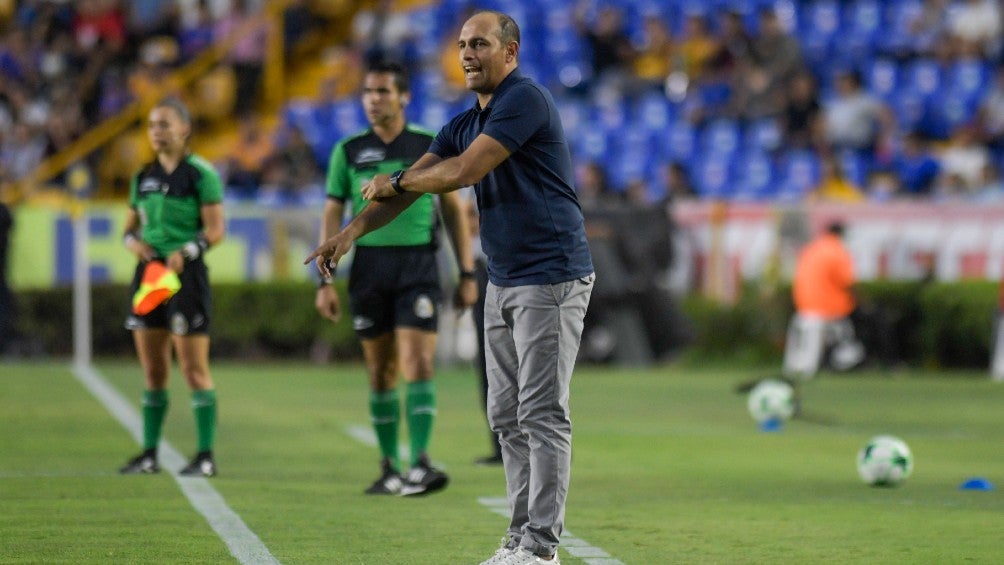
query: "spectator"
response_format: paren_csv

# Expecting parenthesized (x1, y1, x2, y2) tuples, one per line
(276, 124, 323, 203)
(975, 66, 1004, 155)
(781, 71, 823, 150)
(676, 12, 719, 82)
(808, 154, 866, 203)
(574, 2, 635, 96)
(221, 115, 275, 196)
(822, 69, 891, 156)
(936, 123, 991, 194)
(178, 0, 215, 62)
(863, 168, 903, 202)
(907, 0, 951, 58)
(631, 14, 674, 92)
(948, 0, 1002, 58)
(576, 160, 621, 209)
(0, 198, 13, 354)
(712, 10, 753, 74)
(662, 161, 697, 201)
(214, 0, 269, 117)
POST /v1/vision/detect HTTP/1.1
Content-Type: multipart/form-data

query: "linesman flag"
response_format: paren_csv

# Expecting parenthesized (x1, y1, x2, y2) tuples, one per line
(132, 261, 181, 315)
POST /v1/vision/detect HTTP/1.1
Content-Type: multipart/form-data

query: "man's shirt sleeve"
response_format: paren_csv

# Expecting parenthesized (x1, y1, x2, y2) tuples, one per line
(482, 83, 547, 152)
(325, 141, 350, 200)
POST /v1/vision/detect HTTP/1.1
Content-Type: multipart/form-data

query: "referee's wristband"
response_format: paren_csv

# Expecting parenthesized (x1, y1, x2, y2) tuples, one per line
(181, 234, 210, 260)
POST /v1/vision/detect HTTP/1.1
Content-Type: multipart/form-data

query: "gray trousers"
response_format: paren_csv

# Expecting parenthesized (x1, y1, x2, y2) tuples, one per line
(484, 274, 594, 556)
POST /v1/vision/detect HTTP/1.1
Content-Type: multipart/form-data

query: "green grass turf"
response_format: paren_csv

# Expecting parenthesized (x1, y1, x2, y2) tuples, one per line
(2, 359, 1004, 564)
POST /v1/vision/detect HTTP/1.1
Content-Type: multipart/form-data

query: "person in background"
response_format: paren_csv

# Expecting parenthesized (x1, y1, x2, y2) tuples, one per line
(314, 61, 477, 496)
(306, 12, 594, 564)
(0, 199, 14, 354)
(783, 220, 863, 381)
(119, 97, 225, 477)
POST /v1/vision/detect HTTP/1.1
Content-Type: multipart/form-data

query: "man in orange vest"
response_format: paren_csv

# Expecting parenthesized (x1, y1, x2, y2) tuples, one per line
(783, 220, 864, 379)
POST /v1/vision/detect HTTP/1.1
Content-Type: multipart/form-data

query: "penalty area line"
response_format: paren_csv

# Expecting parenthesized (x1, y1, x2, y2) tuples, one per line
(73, 364, 280, 565)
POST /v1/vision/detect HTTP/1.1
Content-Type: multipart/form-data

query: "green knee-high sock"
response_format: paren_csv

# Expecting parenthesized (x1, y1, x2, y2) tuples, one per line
(142, 390, 169, 451)
(406, 380, 437, 466)
(191, 389, 217, 453)
(370, 390, 400, 471)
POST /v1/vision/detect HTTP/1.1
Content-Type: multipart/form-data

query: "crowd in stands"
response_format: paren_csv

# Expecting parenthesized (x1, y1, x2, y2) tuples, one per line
(5, 0, 1004, 207)
(0, 0, 322, 195)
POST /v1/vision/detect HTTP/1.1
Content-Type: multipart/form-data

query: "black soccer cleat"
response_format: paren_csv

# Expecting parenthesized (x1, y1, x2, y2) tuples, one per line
(364, 459, 404, 495)
(119, 450, 160, 475)
(399, 455, 449, 496)
(178, 452, 217, 477)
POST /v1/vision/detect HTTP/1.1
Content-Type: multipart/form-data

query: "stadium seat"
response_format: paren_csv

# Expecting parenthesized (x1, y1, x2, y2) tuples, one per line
(691, 153, 735, 200)
(901, 58, 942, 97)
(865, 58, 899, 101)
(776, 149, 821, 201)
(743, 118, 782, 154)
(731, 151, 777, 201)
(700, 118, 742, 157)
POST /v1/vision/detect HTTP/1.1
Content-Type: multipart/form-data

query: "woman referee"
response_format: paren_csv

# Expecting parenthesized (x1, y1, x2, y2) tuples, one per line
(119, 98, 225, 477)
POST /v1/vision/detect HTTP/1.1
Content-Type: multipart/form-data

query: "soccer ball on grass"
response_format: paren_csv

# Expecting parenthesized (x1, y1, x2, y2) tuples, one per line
(856, 435, 913, 487)
(746, 379, 796, 425)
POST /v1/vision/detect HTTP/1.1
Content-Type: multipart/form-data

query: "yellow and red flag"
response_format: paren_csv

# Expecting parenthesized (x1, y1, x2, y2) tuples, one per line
(132, 262, 181, 315)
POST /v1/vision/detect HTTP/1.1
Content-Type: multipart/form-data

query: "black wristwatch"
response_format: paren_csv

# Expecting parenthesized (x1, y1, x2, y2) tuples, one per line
(459, 270, 476, 280)
(389, 169, 406, 194)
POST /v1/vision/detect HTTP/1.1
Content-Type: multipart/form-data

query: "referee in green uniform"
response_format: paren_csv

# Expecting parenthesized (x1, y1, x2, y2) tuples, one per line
(315, 61, 477, 495)
(119, 98, 225, 478)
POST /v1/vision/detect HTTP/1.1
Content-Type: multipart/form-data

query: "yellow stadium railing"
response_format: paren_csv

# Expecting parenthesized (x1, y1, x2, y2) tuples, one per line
(4, 0, 295, 205)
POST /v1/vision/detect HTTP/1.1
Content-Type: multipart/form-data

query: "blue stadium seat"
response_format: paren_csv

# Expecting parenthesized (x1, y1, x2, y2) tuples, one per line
(947, 59, 991, 99)
(865, 58, 899, 101)
(743, 118, 782, 153)
(901, 58, 942, 98)
(797, 0, 841, 67)
(731, 151, 777, 201)
(700, 118, 742, 157)
(776, 149, 821, 201)
(691, 153, 735, 200)
(661, 119, 696, 163)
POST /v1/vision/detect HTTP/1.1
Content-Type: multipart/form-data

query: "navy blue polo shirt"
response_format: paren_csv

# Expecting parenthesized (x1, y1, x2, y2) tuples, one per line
(428, 69, 593, 287)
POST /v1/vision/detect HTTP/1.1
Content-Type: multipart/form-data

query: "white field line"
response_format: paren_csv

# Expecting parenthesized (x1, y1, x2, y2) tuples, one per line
(344, 424, 625, 564)
(73, 364, 280, 565)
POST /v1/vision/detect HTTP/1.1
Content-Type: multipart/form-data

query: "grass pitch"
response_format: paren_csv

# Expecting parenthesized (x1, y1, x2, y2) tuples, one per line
(2, 360, 1003, 564)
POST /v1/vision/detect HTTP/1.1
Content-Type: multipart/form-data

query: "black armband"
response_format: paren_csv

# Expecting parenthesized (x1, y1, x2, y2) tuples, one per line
(390, 169, 406, 194)
(459, 270, 476, 280)
(181, 233, 210, 260)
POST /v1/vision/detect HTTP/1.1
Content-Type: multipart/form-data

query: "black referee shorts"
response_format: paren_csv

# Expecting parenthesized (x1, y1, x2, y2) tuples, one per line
(124, 259, 211, 335)
(348, 245, 441, 339)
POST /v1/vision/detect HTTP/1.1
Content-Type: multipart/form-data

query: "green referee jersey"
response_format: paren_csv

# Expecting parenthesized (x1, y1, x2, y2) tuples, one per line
(129, 154, 223, 258)
(326, 124, 436, 247)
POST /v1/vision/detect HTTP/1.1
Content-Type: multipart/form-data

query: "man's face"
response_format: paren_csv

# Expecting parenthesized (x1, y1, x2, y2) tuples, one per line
(458, 13, 511, 95)
(361, 72, 405, 127)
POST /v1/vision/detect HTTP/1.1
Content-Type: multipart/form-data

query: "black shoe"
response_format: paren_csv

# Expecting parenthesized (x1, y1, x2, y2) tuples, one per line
(119, 450, 159, 474)
(399, 455, 449, 496)
(178, 452, 217, 477)
(364, 460, 403, 495)
(474, 453, 504, 466)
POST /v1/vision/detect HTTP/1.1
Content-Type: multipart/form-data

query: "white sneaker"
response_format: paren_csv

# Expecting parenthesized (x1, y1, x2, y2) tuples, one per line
(478, 546, 514, 565)
(490, 547, 560, 565)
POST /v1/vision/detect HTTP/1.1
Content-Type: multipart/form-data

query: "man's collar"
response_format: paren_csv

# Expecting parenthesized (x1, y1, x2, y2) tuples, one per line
(474, 67, 522, 112)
